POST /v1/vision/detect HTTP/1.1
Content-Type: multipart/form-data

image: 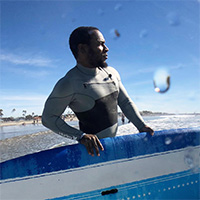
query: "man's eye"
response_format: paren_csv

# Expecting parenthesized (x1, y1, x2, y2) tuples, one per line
(99, 42, 105, 45)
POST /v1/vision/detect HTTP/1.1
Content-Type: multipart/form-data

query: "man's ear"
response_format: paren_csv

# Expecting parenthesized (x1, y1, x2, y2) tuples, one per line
(78, 44, 89, 55)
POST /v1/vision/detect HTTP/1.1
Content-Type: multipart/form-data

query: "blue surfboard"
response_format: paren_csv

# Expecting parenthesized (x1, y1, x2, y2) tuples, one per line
(0, 128, 200, 199)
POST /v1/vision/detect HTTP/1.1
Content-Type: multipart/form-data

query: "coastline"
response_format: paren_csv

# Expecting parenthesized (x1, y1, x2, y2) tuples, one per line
(1, 113, 198, 127)
(0, 117, 78, 127)
(0, 120, 41, 127)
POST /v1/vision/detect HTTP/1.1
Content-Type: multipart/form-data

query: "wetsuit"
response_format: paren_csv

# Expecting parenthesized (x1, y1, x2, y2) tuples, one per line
(42, 64, 145, 140)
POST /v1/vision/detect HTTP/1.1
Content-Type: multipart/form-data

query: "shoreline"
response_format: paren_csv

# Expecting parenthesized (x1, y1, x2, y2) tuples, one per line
(0, 120, 39, 127)
(0, 117, 78, 127)
(1, 113, 198, 127)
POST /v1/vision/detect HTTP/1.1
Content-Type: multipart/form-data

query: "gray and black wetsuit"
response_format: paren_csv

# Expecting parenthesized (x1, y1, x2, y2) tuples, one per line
(42, 64, 145, 140)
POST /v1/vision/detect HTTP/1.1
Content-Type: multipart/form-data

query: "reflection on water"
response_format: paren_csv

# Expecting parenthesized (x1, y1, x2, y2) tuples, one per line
(0, 124, 47, 140)
(0, 121, 79, 140)
(1, 118, 133, 140)
(0, 116, 163, 140)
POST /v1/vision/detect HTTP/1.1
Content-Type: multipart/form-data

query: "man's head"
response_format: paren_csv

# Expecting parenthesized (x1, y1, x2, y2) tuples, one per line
(69, 26, 109, 68)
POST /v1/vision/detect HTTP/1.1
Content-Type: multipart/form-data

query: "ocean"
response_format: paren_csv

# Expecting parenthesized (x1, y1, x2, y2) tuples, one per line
(0, 114, 200, 163)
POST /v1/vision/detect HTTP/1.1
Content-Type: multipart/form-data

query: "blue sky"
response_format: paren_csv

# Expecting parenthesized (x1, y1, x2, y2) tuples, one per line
(1, 0, 200, 117)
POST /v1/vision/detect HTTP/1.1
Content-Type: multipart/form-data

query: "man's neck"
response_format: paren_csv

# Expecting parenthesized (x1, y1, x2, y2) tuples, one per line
(77, 60, 96, 69)
(76, 63, 99, 75)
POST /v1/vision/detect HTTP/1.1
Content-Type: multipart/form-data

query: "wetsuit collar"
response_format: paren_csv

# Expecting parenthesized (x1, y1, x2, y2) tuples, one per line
(76, 64, 100, 75)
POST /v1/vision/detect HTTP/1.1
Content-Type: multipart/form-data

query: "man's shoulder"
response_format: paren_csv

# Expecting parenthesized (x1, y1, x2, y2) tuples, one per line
(51, 66, 78, 96)
(55, 66, 77, 87)
(58, 66, 79, 83)
(106, 66, 118, 72)
(65, 65, 78, 77)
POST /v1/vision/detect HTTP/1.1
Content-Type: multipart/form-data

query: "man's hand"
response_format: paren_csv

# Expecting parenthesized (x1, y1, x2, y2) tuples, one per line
(79, 134, 104, 156)
(139, 125, 154, 136)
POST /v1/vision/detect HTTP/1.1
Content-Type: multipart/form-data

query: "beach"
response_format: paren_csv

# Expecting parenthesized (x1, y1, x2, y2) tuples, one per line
(0, 116, 78, 127)
(0, 120, 40, 127)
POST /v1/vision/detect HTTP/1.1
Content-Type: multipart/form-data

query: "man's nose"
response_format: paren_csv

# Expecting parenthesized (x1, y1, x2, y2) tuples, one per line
(104, 44, 109, 52)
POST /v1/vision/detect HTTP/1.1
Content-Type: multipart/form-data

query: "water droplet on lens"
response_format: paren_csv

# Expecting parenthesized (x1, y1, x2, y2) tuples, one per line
(140, 29, 148, 38)
(110, 29, 120, 39)
(153, 68, 170, 93)
(71, 18, 76, 23)
(61, 14, 66, 19)
(188, 91, 197, 101)
(165, 137, 172, 145)
(184, 148, 198, 173)
(114, 3, 122, 11)
(98, 8, 104, 16)
(166, 12, 181, 26)
(184, 155, 194, 168)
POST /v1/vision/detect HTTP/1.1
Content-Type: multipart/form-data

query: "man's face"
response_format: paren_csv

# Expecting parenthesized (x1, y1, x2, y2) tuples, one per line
(87, 30, 109, 68)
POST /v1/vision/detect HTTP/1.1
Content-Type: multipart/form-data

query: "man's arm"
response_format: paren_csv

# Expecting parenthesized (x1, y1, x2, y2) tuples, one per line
(42, 80, 84, 140)
(42, 97, 84, 140)
(118, 80, 154, 136)
(42, 77, 104, 156)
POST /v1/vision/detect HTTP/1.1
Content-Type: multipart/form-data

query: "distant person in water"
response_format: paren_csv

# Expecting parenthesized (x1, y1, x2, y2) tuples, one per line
(42, 26, 154, 156)
(121, 113, 125, 124)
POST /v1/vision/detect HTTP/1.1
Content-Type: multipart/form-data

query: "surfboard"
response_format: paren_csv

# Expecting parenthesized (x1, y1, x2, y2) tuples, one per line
(0, 128, 199, 200)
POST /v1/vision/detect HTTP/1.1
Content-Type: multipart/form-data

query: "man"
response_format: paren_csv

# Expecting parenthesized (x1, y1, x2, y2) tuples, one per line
(42, 26, 154, 157)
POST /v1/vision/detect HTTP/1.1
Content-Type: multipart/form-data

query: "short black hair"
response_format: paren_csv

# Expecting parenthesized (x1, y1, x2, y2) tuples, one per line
(69, 26, 99, 59)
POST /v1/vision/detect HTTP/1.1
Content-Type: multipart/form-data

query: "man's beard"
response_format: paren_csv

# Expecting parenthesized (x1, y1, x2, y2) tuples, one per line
(98, 60, 108, 68)
(88, 49, 108, 68)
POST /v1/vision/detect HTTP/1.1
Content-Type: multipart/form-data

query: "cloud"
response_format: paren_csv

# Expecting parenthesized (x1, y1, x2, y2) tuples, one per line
(0, 52, 55, 67)
(1, 93, 47, 116)
(7, 66, 50, 78)
(1, 95, 46, 101)
(127, 80, 153, 87)
(136, 64, 185, 75)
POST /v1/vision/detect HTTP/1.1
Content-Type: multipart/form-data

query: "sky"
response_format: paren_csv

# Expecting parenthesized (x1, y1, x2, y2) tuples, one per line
(0, 0, 200, 117)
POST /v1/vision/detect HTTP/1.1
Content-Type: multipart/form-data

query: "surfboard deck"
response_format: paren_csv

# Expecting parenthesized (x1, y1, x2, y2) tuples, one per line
(0, 128, 200, 199)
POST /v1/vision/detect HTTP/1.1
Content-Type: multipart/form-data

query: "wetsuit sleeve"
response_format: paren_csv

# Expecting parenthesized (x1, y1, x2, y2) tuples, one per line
(118, 82, 146, 131)
(106, 66, 145, 131)
(42, 77, 83, 140)
(110, 70, 145, 131)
